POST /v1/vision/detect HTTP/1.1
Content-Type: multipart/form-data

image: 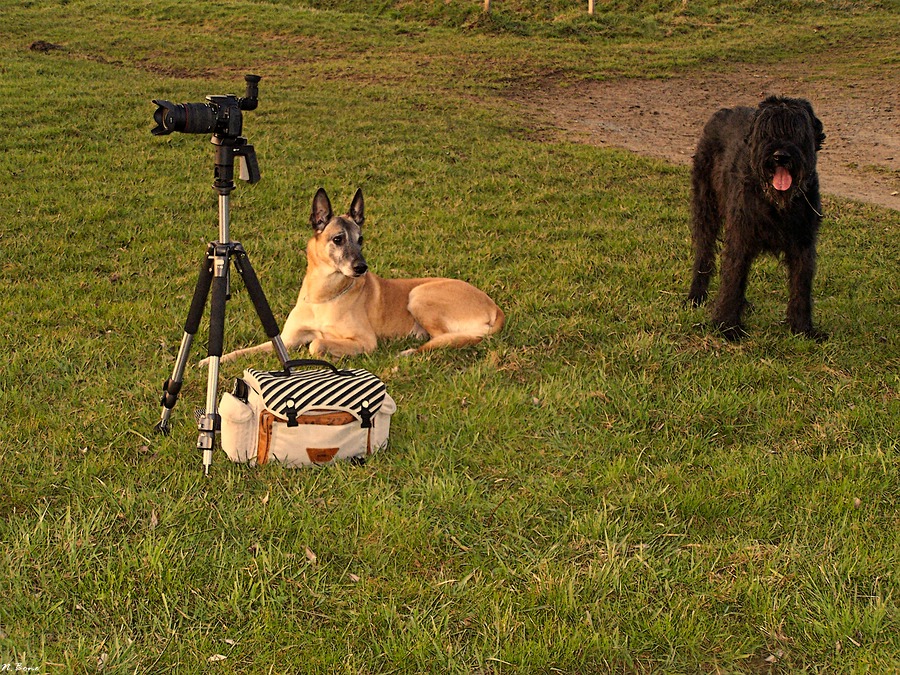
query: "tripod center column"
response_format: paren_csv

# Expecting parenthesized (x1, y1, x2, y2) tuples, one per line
(218, 193, 231, 243)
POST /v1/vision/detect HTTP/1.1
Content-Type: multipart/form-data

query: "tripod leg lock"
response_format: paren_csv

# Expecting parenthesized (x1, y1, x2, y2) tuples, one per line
(160, 377, 184, 409)
(197, 412, 221, 434)
(197, 412, 220, 475)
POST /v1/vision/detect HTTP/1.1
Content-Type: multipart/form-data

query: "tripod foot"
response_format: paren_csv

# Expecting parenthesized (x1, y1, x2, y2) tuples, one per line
(155, 405, 176, 436)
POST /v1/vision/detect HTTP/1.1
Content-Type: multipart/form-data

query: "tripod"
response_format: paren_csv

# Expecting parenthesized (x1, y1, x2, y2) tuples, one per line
(154, 116, 289, 474)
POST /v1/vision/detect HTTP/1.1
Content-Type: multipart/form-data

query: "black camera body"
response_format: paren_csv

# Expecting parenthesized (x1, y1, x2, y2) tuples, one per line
(152, 75, 262, 187)
(152, 74, 260, 139)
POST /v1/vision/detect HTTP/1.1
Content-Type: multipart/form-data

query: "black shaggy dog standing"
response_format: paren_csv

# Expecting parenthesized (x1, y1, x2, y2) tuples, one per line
(688, 95, 827, 341)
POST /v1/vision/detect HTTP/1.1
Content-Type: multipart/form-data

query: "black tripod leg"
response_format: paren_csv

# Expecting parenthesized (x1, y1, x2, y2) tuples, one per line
(197, 244, 230, 475)
(233, 244, 290, 366)
(156, 244, 214, 435)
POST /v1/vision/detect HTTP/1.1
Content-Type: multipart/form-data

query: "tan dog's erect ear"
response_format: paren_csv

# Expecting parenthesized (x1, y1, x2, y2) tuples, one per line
(349, 188, 364, 227)
(311, 188, 333, 232)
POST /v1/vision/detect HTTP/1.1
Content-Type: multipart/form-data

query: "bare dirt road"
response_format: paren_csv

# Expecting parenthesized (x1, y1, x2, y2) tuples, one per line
(518, 65, 899, 211)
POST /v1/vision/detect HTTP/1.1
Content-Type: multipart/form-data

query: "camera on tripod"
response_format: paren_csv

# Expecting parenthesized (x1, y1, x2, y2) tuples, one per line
(152, 74, 260, 138)
(152, 74, 289, 473)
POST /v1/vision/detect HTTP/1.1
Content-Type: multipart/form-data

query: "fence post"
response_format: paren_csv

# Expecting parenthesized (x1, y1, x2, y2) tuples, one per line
(588, 0, 594, 14)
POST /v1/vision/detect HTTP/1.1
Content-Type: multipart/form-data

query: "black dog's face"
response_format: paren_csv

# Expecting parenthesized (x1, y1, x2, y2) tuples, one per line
(748, 96, 825, 210)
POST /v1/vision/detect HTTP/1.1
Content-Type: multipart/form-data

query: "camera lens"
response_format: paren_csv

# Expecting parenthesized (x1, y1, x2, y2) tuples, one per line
(152, 101, 217, 135)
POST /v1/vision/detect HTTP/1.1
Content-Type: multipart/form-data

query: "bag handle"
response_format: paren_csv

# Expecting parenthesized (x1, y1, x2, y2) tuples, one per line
(277, 358, 354, 376)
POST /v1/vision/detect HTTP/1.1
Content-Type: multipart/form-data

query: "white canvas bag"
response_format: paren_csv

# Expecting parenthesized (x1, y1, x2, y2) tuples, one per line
(219, 359, 396, 467)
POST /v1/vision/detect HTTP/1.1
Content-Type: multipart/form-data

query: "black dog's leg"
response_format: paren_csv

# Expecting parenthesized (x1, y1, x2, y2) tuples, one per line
(712, 240, 754, 341)
(785, 245, 827, 340)
(687, 167, 720, 306)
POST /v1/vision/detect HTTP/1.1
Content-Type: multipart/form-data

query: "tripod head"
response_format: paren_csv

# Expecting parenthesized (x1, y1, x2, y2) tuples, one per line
(151, 74, 262, 191)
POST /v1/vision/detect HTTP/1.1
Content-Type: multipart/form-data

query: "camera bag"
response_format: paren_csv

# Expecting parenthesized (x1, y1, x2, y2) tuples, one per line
(219, 359, 396, 467)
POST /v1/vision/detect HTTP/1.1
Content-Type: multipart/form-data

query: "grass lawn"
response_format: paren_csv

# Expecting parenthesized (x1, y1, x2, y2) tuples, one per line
(0, 0, 898, 672)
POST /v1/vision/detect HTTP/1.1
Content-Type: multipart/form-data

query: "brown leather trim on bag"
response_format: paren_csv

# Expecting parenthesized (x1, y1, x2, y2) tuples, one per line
(296, 411, 356, 426)
(306, 447, 340, 463)
(258, 410, 275, 465)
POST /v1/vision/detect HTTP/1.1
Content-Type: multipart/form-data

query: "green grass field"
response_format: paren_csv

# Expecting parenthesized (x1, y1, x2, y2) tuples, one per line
(1, 0, 898, 672)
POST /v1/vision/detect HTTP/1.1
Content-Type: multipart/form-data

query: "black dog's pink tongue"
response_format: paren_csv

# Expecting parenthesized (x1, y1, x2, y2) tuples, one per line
(773, 166, 792, 191)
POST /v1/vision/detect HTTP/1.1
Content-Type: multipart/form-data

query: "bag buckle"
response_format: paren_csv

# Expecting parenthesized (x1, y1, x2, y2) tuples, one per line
(360, 400, 373, 429)
(285, 399, 299, 428)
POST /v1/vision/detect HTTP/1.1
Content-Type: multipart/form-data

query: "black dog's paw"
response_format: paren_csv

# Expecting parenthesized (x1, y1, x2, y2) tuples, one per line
(787, 319, 828, 342)
(686, 281, 708, 307)
(716, 322, 749, 342)
(687, 292, 707, 308)
(684, 284, 709, 307)
(799, 326, 829, 342)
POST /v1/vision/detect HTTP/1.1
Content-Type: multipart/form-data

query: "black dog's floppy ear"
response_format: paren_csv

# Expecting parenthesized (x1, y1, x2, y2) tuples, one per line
(813, 117, 826, 151)
(311, 188, 333, 232)
(801, 100, 826, 151)
(810, 108, 826, 151)
(349, 188, 364, 227)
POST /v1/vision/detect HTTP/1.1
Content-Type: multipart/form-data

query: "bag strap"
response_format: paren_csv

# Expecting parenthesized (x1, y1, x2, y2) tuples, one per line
(276, 359, 354, 377)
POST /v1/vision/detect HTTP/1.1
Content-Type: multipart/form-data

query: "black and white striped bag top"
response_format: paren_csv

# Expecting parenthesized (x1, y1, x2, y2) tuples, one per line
(244, 360, 387, 422)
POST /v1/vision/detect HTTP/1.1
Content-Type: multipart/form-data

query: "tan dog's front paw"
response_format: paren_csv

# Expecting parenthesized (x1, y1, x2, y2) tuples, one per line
(308, 339, 327, 357)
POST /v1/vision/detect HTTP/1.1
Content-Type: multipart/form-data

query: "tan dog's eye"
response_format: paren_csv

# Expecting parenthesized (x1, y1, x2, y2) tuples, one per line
(358, 236, 363, 246)
(332, 235, 344, 246)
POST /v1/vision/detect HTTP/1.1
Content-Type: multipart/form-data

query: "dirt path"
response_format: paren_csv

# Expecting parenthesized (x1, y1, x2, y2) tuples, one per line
(517, 65, 899, 211)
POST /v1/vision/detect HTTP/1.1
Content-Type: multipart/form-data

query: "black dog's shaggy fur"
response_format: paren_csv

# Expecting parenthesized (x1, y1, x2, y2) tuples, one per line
(687, 95, 827, 340)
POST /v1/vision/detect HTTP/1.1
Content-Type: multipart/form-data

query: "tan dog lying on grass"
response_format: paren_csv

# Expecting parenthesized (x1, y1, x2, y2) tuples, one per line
(217, 188, 504, 361)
